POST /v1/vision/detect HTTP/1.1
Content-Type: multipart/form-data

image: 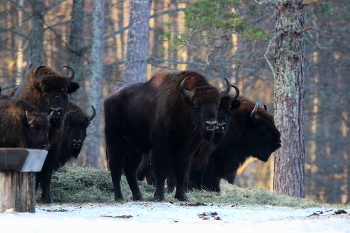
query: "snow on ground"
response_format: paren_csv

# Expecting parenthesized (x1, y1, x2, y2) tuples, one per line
(1, 202, 350, 233)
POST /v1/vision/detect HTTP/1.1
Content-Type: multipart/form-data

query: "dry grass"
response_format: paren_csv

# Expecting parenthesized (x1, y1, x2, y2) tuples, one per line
(39, 163, 348, 209)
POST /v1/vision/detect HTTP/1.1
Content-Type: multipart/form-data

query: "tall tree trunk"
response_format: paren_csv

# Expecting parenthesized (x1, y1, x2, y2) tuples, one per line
(16, 0, 25, 83)
(124, 0, 152, 83)
(273, 0, 306, 198)
(84, 0, 105, 168)
(27, 0, 45, 68)
(68, 0, 86, 105)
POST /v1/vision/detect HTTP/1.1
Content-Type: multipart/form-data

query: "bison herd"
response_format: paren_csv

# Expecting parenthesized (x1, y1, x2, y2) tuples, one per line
(0, 65, 281, 203)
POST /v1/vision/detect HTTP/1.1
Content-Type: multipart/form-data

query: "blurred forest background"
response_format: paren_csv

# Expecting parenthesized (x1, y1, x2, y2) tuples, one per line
(0, 0, 349, 204)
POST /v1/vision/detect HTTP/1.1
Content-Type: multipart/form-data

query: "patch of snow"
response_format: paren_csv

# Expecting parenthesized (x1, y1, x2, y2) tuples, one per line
(1, 202, 349, 233)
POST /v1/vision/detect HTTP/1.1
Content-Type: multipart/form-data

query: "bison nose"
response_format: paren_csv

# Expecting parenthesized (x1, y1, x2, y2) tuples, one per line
(72, 139, 82, 148)
(41, 143, 50, 150)
(215, 122, 226, 133)
(49, 107, 63, 117)
(203, 120, 218, 132)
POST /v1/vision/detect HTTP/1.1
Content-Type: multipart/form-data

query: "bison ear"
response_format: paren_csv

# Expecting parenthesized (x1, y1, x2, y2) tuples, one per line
(68, 82, 80, 94)
(231, 99, 241, 110)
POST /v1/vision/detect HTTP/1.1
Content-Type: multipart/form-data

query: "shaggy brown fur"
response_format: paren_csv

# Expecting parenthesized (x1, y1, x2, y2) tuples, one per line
(0, 98, 51, 149)
(12, 65, 79, 203)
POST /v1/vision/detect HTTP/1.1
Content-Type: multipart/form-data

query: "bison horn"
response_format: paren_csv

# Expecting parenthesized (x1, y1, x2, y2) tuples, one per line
(25, 111, 34, 124)
(230, 84, 240, 100)
(34, 65, 46, 79)
(180, 77, 194, 99)
(219, 77, 231, 97)
(61, 65, 75, 82)
(89, 105, 96, 121)
(250, 102, 261, 122)
(264, 104, 267, 111)
(47, 111, 54, 121)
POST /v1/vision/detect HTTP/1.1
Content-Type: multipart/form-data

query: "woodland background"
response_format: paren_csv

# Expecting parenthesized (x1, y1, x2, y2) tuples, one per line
(0, 0, 349, 204)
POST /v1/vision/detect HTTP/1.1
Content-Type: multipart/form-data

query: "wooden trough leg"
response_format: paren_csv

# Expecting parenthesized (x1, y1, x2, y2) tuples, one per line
(0, 171, 36, 213)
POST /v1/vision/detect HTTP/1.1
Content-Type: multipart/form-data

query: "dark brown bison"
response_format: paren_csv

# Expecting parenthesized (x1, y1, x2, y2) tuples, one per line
(138, 85, 242, 192)
(104, 70, 231, 201)
(54, 102, 96, 170)
(0, 98, 52, 149)
(191, 96, 281, 192)
(12, 65, 79, 203)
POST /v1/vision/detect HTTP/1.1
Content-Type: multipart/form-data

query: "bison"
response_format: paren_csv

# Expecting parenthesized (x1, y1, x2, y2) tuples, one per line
(0, 98, 52, 149)
(138, 84, 242, 192)
(12, 65, 79, 203)
(54, 102, 96, 170)
(191, 96, 282, 192)
(104, 70, 231, 201)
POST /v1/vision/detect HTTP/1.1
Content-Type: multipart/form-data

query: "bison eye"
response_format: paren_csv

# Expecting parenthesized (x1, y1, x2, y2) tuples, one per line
(193, 103, 200, 109)
(260, 121, 269, 130)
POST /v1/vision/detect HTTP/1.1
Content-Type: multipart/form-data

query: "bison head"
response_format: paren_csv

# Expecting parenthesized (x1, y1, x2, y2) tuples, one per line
(64, 106, 96, 157)
(215, 84, 241, 134)
(246, 102, 281, 162)
(180, 77, 231, 142)
(33, 65, 80, 126)
(22, 111, 53, 150)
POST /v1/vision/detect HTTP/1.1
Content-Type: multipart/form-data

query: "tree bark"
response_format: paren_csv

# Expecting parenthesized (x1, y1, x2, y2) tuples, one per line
(27, 0, 45, 68)
(124, 0, 152, 83)
(0, 171, 36, 213)
(84, 0, 105, 168)
(273, 0, 306, 198)
(68, 0, 86, 105)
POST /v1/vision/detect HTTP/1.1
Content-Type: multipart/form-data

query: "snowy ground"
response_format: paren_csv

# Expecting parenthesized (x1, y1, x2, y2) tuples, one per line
(1, 202, 349, 233)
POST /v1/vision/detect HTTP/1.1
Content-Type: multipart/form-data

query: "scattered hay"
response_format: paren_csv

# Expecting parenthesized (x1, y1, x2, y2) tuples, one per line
(39, 164, 348, 209)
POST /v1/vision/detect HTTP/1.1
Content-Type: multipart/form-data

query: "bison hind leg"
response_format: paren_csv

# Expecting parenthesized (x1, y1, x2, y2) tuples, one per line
(124, 148, 144, 201)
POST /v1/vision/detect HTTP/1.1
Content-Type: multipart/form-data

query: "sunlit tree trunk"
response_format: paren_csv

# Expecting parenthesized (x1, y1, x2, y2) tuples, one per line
(16, 0, 25, 83)
(124, 0, 152, 83)
(273, 0, 306, 198)
(27, 0, 45, 67)
(84, 0, 105, 168)
(68, 0, 86, 105)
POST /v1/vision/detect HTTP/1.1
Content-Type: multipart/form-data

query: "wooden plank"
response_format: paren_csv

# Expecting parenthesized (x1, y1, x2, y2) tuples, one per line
(0, 148, 48, 172)
(0, 149, 28, 171)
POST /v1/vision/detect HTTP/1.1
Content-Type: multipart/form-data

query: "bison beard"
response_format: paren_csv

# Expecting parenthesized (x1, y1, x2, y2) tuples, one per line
(12, 65, 79, 203)
(104, 70, 231, 201)
(191, 96, 282, 192)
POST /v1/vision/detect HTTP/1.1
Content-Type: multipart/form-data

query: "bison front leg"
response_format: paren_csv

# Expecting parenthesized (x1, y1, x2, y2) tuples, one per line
(37, 145, 60, 203)
(152, 148, 171, 201)
(172, 158, 191, 201)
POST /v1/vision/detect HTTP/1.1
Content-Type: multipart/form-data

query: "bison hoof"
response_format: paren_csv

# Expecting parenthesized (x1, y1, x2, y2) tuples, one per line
(175, 193, 188, 202)
(133, 195, 144, 201)
(154, 193, 165, 202)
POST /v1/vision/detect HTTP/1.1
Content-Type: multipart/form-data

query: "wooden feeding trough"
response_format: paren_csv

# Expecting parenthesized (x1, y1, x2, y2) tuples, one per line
(0, 148, 48, 213)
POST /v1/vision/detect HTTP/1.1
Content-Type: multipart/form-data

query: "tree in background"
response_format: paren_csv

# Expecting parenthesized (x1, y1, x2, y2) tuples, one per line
(124, 0, 152, 83)
(68, 0, 86, 105)
(272, 0, 306, 198)
(84, 0, 105, 168)
(27, 0, 45, 67)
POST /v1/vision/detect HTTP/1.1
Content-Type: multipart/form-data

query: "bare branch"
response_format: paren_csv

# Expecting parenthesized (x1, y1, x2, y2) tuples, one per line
(301, 0, 327, 6)
(264, 54, 276, 79)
